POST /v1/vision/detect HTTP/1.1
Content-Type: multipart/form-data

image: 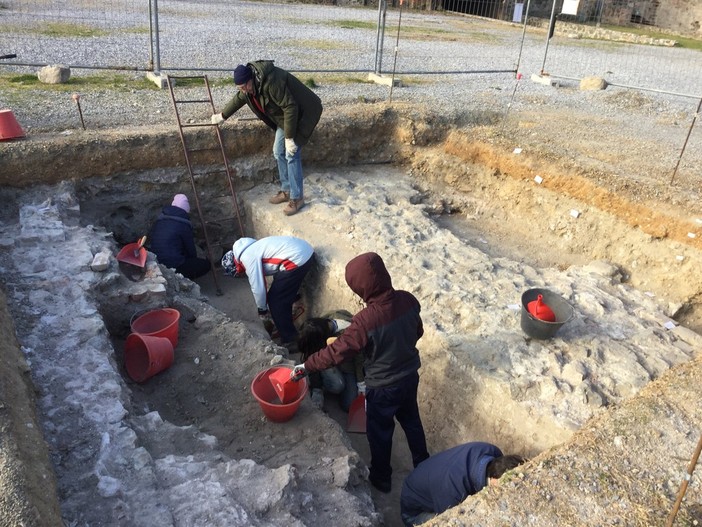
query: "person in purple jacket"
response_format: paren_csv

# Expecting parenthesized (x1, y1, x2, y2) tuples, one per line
(400, 441, 526, 526)
(148, 194, 211, 280)
(292, 252, 430, 493)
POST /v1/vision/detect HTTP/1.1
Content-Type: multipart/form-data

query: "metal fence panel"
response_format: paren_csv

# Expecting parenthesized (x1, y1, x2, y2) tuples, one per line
(155, 0, 381, 74)
(376, 8, 520, 75)
(0, 0, 152, 70)
(540, 0, 702, 98)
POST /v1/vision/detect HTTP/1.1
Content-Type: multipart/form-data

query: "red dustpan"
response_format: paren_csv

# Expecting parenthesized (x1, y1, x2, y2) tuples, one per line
(347, 393, 366, 433)
(117, 236, 148, 282)
(117, 235, 147, 267)
(269, 367, 298, 404)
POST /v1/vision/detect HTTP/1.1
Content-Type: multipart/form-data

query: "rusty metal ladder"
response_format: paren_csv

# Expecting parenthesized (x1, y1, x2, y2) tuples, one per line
(166, 74, 245, 295)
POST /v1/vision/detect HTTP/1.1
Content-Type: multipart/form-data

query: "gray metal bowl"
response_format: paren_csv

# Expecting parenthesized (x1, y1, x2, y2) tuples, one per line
(520, 288, 574, 339)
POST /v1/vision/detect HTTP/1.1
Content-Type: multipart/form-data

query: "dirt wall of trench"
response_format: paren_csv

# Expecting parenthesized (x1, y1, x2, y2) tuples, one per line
(0, 288, 63, 527)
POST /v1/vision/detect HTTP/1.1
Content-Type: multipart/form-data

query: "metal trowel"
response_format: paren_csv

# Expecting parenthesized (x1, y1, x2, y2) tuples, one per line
(117, 236, 147, 282)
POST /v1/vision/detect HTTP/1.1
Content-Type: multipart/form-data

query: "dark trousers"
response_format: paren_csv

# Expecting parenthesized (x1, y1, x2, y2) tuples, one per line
(176, 257, 212, 280)
(268, 254, 315, 343)
(365, 371, 429, 483)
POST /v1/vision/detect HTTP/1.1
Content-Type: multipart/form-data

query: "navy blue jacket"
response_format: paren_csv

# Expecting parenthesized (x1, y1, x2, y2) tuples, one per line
(148, 205, 197, 269)
(400, 442, 502, 516)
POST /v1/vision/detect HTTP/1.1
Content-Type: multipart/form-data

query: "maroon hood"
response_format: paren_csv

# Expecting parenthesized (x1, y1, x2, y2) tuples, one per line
(345, 252, 393, 303)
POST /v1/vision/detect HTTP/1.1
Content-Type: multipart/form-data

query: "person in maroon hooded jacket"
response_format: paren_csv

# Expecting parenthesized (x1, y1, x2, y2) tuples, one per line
(292, 252, 430, 493)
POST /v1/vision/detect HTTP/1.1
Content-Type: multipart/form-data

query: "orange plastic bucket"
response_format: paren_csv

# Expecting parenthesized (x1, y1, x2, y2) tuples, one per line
(124, 333, 174, 383)
(251, 366, 308, 423)
(130, 308, 180, 348)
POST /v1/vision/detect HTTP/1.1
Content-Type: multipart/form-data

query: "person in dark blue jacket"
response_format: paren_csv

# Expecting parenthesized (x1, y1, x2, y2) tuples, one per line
(400, 441, 526, 526)
(148, 194, 211, 280)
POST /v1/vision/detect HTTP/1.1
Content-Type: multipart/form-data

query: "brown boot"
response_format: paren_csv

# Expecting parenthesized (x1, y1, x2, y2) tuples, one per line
(269, 191, 289, 204)
(283, 198, 305, 216)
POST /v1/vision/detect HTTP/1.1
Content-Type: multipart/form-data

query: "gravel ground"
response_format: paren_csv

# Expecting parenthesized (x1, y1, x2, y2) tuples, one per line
(2, 5, 702, 527)
(1, 0, 700, 137)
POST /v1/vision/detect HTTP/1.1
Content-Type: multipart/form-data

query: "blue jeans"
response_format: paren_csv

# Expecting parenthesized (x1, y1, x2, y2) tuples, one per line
(340, 371, 359, 412)
(273, 127, 303, 200)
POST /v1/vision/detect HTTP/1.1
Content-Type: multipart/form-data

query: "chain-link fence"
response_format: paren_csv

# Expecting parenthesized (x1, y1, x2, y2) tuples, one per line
(0, 0, 153, 71)
(1, 0, 700, 99)
(535, 0, 702, 98)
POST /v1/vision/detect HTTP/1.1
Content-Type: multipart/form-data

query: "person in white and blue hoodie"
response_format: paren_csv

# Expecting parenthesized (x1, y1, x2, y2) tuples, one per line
(400, 441, 526, 526)
(149, 194, 211, 280)
(222, 235, 315, 350)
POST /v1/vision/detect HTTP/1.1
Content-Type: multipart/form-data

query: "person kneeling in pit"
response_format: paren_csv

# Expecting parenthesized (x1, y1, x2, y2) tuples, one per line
(149, 194, 212, 280)
(297, 310, 364, 410)
(400, 441, 527, 526)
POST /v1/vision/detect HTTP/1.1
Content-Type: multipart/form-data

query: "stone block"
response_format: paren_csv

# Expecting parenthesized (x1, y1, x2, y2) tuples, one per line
(37, 65, 71, 84)
(580, 76, 608, 91)
(90, 249, 111, 272)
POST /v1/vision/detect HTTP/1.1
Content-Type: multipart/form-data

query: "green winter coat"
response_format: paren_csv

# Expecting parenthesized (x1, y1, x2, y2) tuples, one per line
(221, 60, 323, 146)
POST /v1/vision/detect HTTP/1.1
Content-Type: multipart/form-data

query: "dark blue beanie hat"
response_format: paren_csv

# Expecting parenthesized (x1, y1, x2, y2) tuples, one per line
(234, 64, 252, 85)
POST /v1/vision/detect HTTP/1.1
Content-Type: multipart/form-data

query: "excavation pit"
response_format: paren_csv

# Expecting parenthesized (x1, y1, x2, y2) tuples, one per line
(1, 117, 702, 526)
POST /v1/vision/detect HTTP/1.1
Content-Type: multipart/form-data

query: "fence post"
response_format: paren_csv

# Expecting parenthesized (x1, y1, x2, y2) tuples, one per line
(152, 0, 162, 75)
(374, 0, 388, 74)
(146, 0, 166, 88)
(540, 0, 558, 75)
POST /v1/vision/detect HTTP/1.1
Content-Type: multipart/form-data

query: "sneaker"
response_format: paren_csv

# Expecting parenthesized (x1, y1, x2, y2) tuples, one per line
(311, 389, 324, 409)
(283, 198, 305, 216)
(269, 191, 289, 204)
(369, 475, 392, 494)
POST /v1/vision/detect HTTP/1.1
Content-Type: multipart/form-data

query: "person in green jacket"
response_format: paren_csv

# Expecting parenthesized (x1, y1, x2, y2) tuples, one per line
(211, 60, 323, 216)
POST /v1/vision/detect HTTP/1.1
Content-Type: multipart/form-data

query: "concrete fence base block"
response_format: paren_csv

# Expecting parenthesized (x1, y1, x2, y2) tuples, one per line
(146, 72, 168, 89)
(368, 73, 402, 88)
(530, 73, 558, 87)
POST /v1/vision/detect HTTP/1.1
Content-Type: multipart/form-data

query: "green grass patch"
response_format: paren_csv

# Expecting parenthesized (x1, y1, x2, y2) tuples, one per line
(167, 76, 232, 88)
(308, 73, 374, 85)
(125, 26, 150, 35)
(37, 22, 108, 38)
(399, 24, 500, 44)
(334, 19, 376, 30)
(0, 72, 156, 92)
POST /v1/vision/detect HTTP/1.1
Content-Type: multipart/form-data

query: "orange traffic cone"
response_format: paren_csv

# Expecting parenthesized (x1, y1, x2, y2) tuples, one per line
(0, 109, 25, 141)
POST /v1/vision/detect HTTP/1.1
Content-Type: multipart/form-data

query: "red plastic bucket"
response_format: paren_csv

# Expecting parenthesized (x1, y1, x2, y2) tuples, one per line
(130, 308, 180, 348)
(251, 366, 308, 423)
(124, 333, 174, 383)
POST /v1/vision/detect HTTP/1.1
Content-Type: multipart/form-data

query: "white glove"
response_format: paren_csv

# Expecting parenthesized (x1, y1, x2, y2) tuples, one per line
(356, 382, 366, 395)
(291, 364, 306, 381)
(211, 113, 225, 125)
(285, 137, 298, 156)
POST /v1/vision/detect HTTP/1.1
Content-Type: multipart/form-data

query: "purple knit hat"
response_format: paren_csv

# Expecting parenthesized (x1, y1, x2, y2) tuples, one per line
(171, 193, 190, 213)
(233, 64, 252, 85)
